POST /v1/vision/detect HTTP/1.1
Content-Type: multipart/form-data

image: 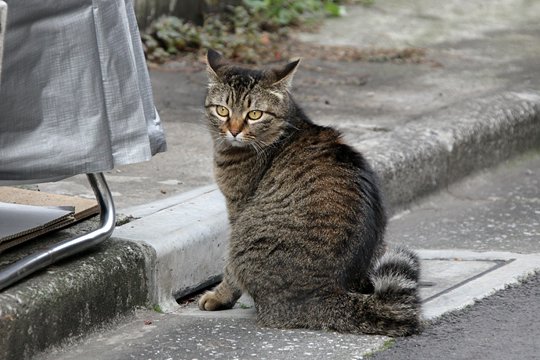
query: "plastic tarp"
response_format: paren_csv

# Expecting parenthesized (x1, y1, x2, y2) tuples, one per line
(0, 1, 6, 83)
(0, 0, 166, 183)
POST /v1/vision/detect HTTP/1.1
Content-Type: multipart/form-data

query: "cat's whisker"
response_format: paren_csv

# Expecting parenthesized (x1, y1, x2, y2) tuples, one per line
(249, 140, 264, 159)
(285, 122, 300, 131)
(250, 140, 272, 169)
(212, 135, 227, 149)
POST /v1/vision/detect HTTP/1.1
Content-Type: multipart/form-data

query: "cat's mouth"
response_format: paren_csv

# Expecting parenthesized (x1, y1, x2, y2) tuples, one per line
(225, 131, 249, 147)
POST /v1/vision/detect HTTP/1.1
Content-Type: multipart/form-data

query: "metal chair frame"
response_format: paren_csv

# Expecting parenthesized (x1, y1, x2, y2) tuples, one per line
(0, 173, 116, 291)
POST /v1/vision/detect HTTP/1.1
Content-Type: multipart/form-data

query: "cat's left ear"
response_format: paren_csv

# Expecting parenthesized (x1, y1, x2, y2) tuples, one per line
(207, 49, 224, 83)
(271, 58, 301, 89)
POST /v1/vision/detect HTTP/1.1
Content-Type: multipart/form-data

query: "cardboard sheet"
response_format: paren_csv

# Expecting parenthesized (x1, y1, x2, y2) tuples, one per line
(0, 187, 99, 252)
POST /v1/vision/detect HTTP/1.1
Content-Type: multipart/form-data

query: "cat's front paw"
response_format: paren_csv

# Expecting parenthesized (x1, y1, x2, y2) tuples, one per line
(198, 291, 232, 311)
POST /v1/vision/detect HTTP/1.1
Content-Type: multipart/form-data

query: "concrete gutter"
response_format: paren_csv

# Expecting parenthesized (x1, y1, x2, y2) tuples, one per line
(174, 250, 540, 322)
(115, 88, 540, 311)
(31, 251, 540, 360)
(418, 250, 540, 320)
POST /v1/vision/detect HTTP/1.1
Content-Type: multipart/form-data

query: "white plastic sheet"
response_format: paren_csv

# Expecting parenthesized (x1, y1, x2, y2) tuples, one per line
(0, 0, 166, 183)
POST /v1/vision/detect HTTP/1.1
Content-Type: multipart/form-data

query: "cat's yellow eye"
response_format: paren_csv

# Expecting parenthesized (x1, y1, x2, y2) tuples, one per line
(216, 105, 229, 117)
(247, 110, 263, 120)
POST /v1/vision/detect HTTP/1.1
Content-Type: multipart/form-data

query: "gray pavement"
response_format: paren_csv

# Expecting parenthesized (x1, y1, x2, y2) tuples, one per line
(41, 151, 540, 360)
(1, 0, 540, 359)
(371, 273, 540, 360)
(386, 151, 540, 253)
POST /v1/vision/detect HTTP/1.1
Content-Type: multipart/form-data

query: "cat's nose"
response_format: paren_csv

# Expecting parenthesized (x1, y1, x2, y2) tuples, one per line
(229, 128, 241, 137)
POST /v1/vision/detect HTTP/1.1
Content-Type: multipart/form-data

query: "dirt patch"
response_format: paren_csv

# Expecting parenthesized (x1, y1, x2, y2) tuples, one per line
(150, 39, 441, 73)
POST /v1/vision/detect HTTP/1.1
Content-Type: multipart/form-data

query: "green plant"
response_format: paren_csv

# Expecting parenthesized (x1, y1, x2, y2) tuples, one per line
(141, 0, 353, 64)
(237, 302, 253, 309)
(364, 338, 396, 358)
(244, 0, 329, 27)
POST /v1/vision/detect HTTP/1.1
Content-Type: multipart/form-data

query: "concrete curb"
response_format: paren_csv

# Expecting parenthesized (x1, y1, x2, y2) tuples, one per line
(358, 89, 540, 210)
(0, 235, 153, 360)
(1, 89, 539, 359)
(115, 185, 228, 311)
(115, 88, 540, 310)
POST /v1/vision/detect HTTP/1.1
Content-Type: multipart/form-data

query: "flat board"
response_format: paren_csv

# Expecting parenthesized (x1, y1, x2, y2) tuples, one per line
(0, 187, 99, 252)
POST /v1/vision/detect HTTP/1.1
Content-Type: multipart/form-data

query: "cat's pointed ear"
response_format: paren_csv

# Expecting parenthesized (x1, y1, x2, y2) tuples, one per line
(271, 58, 301, 88)
(207, 49, 224, 83)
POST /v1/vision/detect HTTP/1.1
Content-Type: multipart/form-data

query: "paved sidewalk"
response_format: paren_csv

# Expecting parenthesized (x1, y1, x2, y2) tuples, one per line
(1, 1, 540, 359)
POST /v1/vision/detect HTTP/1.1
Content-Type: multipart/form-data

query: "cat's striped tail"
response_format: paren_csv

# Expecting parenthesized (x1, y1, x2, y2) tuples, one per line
(364, 246, 422, 335)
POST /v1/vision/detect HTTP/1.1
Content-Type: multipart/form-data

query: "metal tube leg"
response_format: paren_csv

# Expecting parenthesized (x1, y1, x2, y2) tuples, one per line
(0, 173, 116, 291)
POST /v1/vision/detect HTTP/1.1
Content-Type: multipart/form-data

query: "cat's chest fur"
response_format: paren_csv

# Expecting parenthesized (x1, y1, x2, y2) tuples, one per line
(213, 127, 340, 222)
(213, 146, 274, 220)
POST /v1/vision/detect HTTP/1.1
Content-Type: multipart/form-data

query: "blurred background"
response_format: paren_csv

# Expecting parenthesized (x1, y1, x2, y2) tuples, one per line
(21, 0, 540, 211)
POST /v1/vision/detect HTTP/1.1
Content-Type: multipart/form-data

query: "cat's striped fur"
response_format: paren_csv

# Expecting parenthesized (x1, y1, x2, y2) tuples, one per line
(199, 49, 421, 336)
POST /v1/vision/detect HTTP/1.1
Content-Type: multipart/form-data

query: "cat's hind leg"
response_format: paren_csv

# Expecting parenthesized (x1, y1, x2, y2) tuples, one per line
(256, 290, 419, 337)
(199, 265, 242, 311)
(255, 247, 422, 336)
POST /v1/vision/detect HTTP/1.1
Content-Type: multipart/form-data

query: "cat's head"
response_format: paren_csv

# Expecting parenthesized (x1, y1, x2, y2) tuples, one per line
(204, 49, 300, 150)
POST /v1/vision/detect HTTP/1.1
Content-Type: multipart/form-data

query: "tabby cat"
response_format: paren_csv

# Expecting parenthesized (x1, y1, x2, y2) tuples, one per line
(199, 49, 421, 336)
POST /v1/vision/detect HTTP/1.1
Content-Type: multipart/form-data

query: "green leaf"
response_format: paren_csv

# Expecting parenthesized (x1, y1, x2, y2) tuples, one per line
(324, 2, 343, 17)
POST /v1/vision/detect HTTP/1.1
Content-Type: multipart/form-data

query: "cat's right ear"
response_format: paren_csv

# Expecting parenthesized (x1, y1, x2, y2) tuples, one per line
(270, 58, 300, 89)
(207, 49, 223, 84)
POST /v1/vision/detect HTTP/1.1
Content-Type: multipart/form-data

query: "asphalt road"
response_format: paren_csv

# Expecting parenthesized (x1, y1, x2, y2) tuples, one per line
(371, 272, 540, 360)
(371, 151, 540, 359)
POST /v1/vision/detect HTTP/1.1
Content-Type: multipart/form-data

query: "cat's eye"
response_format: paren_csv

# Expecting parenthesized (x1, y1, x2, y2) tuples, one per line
(247, 110, 263, 120)
(216, 105, 229, 117)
